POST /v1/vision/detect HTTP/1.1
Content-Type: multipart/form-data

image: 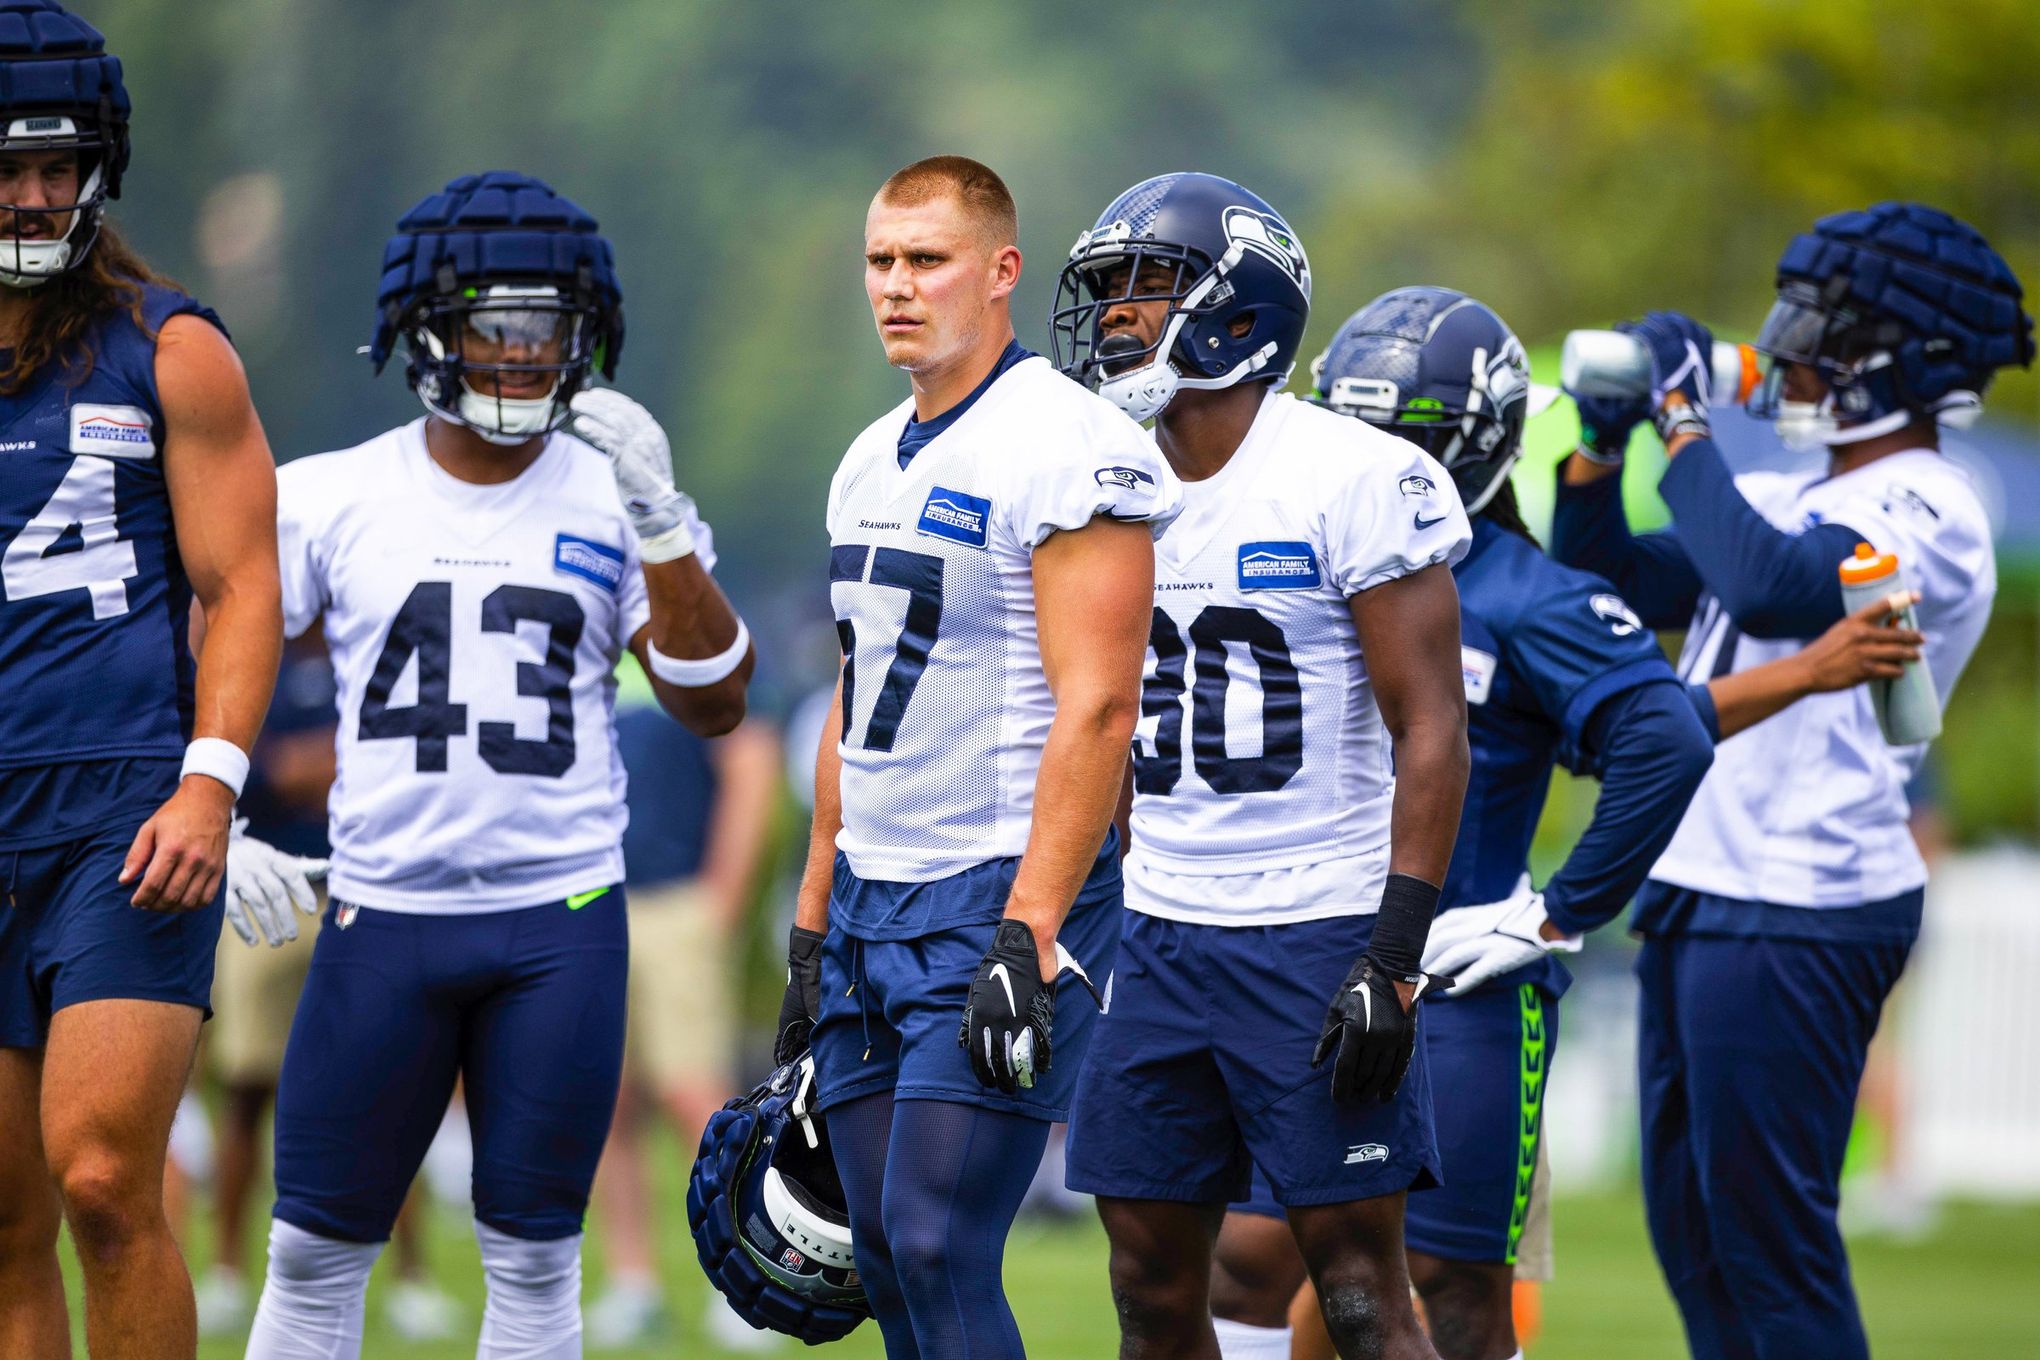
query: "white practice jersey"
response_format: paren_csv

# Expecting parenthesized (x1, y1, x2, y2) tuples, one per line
(1126, 392, 1471, 926)
(1654, 447, 1995, 906)
(279, 419, 713, 913)
(826, 355, 1180, 882)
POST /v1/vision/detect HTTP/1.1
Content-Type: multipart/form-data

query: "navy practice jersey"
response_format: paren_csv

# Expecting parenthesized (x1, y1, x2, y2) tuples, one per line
(1445, 518, 1678, 989)
(0, 286, 226, 841)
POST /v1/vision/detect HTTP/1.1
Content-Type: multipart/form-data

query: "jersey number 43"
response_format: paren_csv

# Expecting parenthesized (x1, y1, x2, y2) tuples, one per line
(359, 581, 584, 777)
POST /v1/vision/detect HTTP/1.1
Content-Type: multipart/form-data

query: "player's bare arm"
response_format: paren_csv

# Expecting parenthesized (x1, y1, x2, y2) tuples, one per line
(1350, 562, 1469, 886)
(125, 313, 282, 912)
(1705, 590, 1923, 739)
(793, 673, 846, 936)
(1348, 561, 1470, 1002)
(1005, 515, 1154, 981)
(627, 554, 750, 735)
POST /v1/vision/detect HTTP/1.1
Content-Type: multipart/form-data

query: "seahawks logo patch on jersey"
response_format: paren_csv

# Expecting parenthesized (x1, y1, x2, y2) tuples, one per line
(1237, 541, 1320, 590)
(554, 534, 625, 590)
(1591, 593, 1644, 637)
(1095, 465, 1156, 494)
(68, 403, 157, 459)
(917, 487, 991, 549)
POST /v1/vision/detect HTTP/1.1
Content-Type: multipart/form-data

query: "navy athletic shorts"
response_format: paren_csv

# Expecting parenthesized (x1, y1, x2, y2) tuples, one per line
(810, 847, 1122, 1122)
(1067, 911, 1441, 1209)
(1, 800, 223, 1048)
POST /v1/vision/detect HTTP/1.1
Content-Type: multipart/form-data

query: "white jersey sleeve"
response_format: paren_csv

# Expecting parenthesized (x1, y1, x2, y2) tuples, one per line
(995, 398, 1180, 548)
(1324, 433, 1471, 596)
(1816, 455, 1997, 718)
(276, 454, 346, 640)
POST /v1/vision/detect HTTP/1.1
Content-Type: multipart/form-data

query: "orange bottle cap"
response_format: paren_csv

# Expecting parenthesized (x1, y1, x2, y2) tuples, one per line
(1838, 541, 1899, 584)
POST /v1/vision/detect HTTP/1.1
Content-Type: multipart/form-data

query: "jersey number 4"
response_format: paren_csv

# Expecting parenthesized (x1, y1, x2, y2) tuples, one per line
(0, 459, 138, 619)
(359, 581, 585, 777)
(1136, 605, 1304, 796)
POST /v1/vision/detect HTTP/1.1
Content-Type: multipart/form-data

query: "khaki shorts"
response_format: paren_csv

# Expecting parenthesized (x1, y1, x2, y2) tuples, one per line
(622, 880, 734, 1093)
(1513, 1134, 1554, 1282)
(209, 886, 322, 1087)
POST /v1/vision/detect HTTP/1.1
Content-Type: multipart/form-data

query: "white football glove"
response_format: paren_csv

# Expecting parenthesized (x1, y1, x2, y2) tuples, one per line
(1421, 875, 1581, 995)
(566, 387, 698, 562)
(224, 820, 328, 949)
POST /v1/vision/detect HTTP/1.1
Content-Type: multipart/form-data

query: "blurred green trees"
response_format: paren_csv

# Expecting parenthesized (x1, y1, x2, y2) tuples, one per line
(87, 0, 2040, 838)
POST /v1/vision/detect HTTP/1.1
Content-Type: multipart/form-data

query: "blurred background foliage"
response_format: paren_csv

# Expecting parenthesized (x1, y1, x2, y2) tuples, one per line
(85, 0, 2040, 840)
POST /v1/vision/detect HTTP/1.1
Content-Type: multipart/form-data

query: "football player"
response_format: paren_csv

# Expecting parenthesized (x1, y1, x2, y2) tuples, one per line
(1551, 204, 2030, 1360)
(0, 4, 284, 1353)
(1207, 288, 1928, 1360)
(774, 155, 1178, 1359)
(1051, 174, 1473, 1360)
(242, 171, 750, 1359)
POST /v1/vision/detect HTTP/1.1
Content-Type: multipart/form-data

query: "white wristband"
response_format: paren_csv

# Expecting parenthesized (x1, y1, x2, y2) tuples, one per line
(637, 519, 697, 564)
(646, 617, 750, 688)
(181, 737, 250, 799)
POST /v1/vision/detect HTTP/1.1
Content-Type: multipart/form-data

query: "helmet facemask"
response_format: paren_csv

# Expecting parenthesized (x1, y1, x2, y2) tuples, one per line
(405, 283, 600, 445)
(0, 117, 112, 289)
(1052, 235, 1283, 422)
(1751, 278, 1988, 451)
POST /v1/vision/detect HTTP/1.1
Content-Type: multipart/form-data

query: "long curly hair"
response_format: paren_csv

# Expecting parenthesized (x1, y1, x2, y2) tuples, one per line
(0, 220, 173, 396)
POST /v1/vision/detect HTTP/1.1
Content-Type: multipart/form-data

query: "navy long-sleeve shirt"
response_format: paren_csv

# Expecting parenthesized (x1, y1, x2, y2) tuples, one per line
(1550, 442, 1863, 639)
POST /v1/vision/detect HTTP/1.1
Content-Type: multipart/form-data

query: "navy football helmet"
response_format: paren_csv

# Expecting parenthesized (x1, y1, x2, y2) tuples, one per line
(1052, 172, 1310, 421)
(1312, 287, 1557, 515)
(1749, 201, 2034, 448)
(688, 1056, 868, 1344)
(369, 171, 624, 445)
(0, 0, 131, 288)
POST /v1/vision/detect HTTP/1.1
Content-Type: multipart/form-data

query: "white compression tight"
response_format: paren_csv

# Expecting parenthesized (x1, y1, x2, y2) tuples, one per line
(242, 1219, 382, 1360)
(476, 1220, 584, 1358)
(1213, 1316, 1294, 1360)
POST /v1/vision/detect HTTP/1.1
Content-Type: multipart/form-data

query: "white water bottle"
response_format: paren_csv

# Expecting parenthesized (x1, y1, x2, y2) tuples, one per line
(1837, 543, 1941, 746)
(1561, 329, 1763, 406)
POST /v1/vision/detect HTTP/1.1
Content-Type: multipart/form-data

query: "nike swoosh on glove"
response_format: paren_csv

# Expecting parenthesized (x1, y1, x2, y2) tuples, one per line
(566, 388, 700, 562)
(774, 924, 827, 1065)
(1422, 881, 1581, 995)
(1311, 956, 1443, 1106)
(1617, 310, 1715, 439)
(224, 820, 327, 949)
(958, 922, 1103, 1095)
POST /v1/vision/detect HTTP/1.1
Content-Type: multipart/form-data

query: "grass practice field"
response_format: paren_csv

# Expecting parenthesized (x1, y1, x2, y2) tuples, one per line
(54, 1142, 2040, 1359)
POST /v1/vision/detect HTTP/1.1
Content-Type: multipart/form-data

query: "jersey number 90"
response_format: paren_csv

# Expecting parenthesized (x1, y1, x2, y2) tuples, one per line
(1136, 605, 1304, 796)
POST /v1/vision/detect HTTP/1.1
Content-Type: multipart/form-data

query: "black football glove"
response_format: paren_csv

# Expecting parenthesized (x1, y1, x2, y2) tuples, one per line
(959, 919, 1058, 1094)
(774, 924, 826, 1066)
(1310, 955, 1443, 1106)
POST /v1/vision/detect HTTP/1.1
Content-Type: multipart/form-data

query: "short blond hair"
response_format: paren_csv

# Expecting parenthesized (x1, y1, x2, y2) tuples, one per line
(875, 155, 1018, 248)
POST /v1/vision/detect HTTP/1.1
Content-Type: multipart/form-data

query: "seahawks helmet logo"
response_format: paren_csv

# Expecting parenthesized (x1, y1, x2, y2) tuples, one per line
(1222, 206, 1310, 297)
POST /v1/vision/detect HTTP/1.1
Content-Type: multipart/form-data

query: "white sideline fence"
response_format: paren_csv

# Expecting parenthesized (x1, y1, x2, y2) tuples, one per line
(1542, 846, 2040, 1201)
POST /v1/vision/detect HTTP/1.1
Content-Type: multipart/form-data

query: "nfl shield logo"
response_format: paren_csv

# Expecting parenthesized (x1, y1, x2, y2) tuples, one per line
(779, 1245, 807, 1270)
(336, 901, 360, 930)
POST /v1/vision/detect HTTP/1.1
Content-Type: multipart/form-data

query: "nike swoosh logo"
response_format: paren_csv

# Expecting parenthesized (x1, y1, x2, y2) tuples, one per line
(1414, 512, 1449, 530)
(989, 963, 1017, 1014)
